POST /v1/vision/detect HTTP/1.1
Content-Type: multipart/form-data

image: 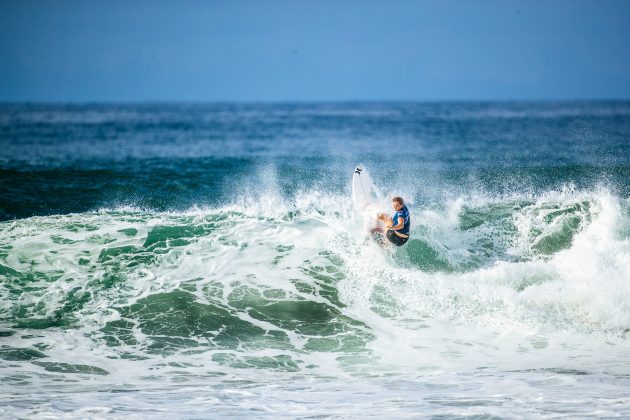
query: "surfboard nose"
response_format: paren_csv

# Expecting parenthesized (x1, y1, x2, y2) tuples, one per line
(354, 166, 362, 174)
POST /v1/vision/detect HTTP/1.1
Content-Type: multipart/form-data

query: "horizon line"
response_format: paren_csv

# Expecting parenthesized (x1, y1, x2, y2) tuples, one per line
(1, 98, 630, 106)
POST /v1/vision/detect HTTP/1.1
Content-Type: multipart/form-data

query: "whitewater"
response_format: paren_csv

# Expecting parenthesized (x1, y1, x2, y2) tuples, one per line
(1, 102, 630, 417)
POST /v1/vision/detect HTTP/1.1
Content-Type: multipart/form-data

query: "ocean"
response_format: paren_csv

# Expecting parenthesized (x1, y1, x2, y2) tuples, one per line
(1, 101, 630, 418)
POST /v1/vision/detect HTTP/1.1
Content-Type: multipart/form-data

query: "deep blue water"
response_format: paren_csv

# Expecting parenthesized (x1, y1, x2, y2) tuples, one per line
(1, 101, 629, 220)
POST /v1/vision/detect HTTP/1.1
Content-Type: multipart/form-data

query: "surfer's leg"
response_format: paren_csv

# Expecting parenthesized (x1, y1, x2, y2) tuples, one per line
(386, 230, 408, 246)
(370, 225, 383, 234)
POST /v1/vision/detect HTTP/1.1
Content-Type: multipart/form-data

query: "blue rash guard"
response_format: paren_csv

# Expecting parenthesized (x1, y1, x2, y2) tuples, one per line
(392, 205, 410, 235)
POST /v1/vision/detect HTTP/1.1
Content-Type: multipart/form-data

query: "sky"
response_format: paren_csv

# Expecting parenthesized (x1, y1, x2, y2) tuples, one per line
(1, 0, 630, 102)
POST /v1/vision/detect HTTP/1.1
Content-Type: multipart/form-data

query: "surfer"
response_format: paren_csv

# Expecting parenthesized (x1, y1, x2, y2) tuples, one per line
(378, 197, 410, 246)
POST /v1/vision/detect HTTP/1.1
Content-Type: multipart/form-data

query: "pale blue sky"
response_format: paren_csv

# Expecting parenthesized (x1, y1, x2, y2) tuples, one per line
(1, 0, 630, 102)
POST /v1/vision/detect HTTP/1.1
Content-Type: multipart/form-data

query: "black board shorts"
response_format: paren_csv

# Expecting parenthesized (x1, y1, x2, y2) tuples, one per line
(386, 229, 409, 246)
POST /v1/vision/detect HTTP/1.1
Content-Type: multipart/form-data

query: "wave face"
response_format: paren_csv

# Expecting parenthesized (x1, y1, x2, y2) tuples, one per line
(2, 102, 630, 417)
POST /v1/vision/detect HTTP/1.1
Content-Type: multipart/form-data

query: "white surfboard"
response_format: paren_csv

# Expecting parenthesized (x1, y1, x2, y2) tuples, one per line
(352, 166, 385, 232)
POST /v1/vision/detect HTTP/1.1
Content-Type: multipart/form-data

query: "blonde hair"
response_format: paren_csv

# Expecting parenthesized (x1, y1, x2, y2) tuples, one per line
(392, 196, 404, 205)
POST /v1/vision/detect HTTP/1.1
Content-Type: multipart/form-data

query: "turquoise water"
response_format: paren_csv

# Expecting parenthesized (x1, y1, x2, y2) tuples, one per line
(1, 102, 630, 417)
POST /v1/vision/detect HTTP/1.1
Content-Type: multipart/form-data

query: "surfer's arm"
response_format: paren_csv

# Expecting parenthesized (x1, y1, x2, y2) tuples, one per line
(377, 213, 394, 228)
(391, 218, 404, 231)
(387, 211, 404, 231)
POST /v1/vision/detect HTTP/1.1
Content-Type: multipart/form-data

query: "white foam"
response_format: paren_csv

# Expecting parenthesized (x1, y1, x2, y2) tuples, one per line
(2, 186, 630, 417)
